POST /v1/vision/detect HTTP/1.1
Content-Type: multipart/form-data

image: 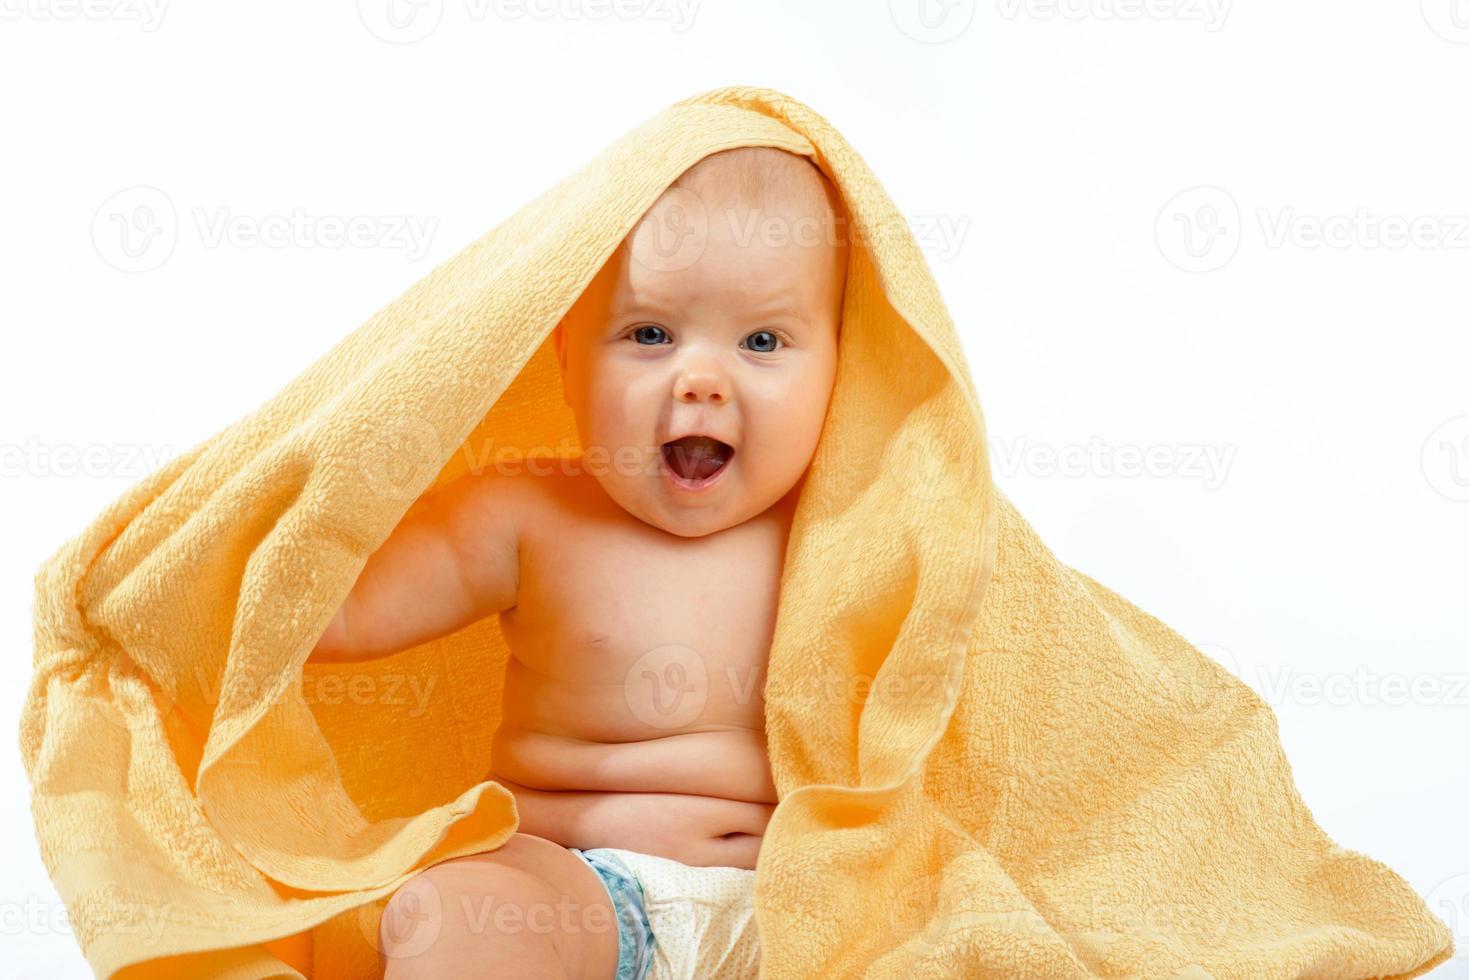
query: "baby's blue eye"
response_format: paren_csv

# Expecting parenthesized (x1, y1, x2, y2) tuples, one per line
(631, 325, 669, 345)
(743, 330, 781, 353)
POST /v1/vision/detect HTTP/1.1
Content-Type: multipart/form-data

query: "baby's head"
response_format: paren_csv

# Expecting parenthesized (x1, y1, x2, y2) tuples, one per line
(554, 146, 849, 537)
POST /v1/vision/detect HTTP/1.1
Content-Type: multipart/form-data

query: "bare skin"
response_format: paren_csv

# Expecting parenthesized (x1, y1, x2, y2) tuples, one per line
(350, 464, 796, 978)
(491, 465, 794, 869)
(374, 831, 622, 980)
(313, 147, 848, 978)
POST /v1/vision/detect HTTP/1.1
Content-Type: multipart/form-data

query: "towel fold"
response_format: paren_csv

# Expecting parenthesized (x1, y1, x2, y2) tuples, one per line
(19, 84, 1454, 979)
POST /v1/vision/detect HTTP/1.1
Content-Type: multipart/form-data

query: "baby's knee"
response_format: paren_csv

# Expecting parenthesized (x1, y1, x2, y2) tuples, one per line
(378, 856, 554, 969)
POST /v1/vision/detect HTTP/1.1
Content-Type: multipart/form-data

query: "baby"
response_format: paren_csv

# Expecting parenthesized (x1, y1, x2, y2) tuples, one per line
(307, 146, 849, 979)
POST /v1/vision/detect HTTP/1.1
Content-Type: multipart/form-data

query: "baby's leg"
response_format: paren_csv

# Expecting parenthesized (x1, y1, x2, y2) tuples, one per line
(379, 832, 621, 980)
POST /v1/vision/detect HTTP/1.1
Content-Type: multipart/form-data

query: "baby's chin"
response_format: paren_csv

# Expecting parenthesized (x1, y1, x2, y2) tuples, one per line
(641, 482, 753, 539)
(595, 467, 765, 538)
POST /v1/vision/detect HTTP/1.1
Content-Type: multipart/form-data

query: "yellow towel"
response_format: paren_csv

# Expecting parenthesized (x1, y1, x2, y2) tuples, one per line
(19, 85, 1453, 979)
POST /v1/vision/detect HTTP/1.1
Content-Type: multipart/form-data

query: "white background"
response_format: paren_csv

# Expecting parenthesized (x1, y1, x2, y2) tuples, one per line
(2, 1, 1466, 976)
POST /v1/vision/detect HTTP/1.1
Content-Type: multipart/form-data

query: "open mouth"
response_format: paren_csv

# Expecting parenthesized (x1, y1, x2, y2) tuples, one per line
(660, 435, 735, 487)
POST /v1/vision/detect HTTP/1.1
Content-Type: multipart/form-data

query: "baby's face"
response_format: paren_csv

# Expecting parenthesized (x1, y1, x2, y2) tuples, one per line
(555, 189, 845, 537)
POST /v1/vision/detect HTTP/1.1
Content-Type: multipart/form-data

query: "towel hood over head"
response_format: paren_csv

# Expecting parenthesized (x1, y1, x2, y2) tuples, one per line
(20, 86, 1454, 979)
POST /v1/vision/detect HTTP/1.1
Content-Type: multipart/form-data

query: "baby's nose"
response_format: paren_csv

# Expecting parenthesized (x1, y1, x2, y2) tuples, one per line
(673, 361, 729, 404)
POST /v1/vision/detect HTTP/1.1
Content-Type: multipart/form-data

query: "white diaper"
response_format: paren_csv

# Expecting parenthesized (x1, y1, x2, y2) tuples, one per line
(593, 846, 761, 980)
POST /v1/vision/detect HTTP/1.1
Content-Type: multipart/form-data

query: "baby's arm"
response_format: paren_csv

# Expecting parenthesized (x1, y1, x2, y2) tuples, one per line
(308, 471, 521, 663)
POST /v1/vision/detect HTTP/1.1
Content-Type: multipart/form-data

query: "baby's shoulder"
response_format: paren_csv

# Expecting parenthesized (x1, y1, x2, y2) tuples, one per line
(441, 460, 642, 551)
(412, 460, 527, 546)
(443, 456, 581, 529)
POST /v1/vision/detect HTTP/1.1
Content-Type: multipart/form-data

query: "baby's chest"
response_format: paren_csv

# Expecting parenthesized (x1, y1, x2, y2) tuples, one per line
(506, 521, 786, 690)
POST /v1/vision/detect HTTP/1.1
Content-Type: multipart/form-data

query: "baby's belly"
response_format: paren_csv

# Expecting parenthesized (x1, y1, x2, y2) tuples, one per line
(492, 721, 776, 801)
(489, 654, 777, 866)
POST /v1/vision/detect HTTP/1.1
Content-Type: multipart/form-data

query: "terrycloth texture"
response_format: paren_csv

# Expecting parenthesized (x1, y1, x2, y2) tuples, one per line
(18, 85, 1454, 979)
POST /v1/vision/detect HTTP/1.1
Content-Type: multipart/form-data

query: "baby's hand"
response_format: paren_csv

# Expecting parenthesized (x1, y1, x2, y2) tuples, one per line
(308, 470, 522, 663)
